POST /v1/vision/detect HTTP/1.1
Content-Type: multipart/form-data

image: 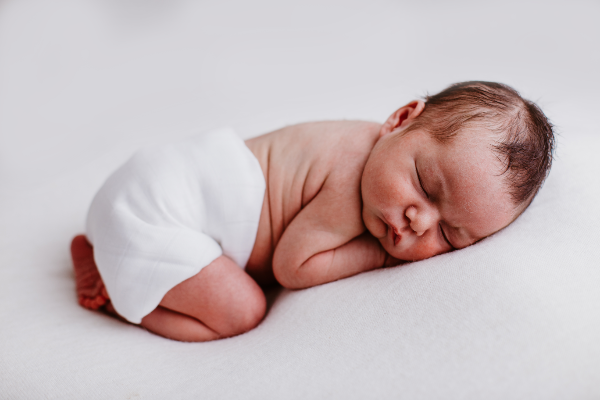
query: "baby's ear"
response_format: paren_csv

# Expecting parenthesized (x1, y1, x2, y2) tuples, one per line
(379, 100, 425, 137)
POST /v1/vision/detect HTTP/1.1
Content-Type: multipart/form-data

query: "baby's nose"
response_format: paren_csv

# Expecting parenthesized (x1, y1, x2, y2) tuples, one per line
(406, 206, 433, 237)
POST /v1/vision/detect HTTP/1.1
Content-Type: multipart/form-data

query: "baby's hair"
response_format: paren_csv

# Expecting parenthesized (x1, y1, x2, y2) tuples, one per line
(404, 81, 555, 206)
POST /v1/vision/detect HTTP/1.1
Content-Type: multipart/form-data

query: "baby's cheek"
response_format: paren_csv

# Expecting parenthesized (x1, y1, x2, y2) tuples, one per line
(364, 213, 387, 239)
(406, 237, 443, 261)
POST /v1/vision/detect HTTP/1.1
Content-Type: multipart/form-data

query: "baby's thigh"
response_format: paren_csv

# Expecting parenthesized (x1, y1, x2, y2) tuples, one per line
(159, 255, 266, 337)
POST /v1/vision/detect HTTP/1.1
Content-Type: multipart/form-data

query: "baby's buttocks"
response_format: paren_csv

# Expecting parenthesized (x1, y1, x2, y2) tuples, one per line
(86, 128, 265, 324)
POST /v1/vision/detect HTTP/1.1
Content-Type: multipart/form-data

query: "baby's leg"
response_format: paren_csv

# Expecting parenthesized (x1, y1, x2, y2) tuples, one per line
(71, 235, 266, 342)
(141, 256, 266, 342)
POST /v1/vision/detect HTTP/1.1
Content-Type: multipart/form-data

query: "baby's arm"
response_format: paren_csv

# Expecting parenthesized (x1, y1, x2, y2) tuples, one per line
(273, 188, 392, 289)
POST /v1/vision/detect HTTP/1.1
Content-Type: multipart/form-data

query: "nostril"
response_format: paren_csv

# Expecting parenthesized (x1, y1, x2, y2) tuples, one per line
(405, 206, 417, 221)
(409, 222, 422, 236)
(406, 206, 421, 235)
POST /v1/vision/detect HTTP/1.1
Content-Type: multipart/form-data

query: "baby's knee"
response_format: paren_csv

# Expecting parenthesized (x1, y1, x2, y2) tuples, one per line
(226, 285, 266, 337)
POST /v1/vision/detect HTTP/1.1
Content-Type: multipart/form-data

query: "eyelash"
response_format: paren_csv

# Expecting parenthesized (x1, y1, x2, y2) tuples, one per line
(439, 223, 454, 249)
(416, 163, 454, 250)
(415, 164, 429, 198)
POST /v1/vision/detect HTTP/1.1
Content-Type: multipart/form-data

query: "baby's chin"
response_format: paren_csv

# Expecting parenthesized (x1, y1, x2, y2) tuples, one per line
(379, 238, 443, 263)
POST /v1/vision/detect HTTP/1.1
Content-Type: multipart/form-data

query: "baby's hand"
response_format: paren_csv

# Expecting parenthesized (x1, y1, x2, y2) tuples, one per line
(383, 253, 404, 268)
(274, 231, 390, 289)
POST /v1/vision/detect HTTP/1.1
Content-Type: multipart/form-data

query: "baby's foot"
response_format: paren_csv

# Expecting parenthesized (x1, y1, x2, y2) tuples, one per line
(71, 235, 110, 310)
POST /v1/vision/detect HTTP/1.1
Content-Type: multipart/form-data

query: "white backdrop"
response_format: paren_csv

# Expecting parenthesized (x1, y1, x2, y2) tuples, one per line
(1, 1, 599, 399)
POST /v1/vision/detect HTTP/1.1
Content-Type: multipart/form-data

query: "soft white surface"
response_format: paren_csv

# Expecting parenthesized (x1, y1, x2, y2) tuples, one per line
(87, 127, 265, 323)
(1, 1, 599, 399)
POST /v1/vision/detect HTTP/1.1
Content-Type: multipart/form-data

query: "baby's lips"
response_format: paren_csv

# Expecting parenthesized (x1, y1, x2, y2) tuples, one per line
(393, 229, 401, 246)
(382, 217, 402, 247)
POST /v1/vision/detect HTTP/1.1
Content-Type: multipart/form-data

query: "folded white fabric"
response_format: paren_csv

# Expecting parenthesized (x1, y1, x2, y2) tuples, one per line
(86, 128, 265, 323)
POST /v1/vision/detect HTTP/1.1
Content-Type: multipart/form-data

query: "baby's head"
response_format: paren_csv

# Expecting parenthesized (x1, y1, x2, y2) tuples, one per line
(361, 81, 554, 261)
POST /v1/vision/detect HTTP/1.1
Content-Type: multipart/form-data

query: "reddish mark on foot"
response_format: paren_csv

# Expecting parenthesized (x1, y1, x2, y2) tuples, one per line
(71, 235, 110, 311)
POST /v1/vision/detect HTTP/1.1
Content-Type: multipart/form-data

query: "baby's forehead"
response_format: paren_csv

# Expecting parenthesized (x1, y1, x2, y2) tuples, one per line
(439, 124, 500, 148)
(424, 127, 502, 167)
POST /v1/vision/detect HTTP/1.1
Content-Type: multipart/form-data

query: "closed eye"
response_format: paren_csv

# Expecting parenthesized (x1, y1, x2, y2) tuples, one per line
(439, 223, 455, 250)
(415, 164, 429, 198)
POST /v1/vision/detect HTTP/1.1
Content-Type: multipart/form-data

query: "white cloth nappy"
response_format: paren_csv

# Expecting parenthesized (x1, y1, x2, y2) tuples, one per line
(86, 128, 265, 324)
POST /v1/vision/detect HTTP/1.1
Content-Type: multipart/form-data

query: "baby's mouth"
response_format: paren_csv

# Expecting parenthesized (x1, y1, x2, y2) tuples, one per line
(381, 215, 401, 247)
(392, 228, 401, 246)
(386, 222, 401, 246)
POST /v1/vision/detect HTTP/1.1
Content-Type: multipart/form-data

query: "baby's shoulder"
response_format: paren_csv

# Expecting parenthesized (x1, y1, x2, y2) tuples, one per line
(299, 121, 380, 198)
(288, 120, 380, 141)
(274, 120, 380, 164)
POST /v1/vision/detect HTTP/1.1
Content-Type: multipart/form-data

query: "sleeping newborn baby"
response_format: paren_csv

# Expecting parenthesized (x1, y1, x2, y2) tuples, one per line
(71, 81, 554, 342)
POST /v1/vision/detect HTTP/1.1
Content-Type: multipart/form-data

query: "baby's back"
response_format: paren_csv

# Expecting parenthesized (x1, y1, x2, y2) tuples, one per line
(244, 121, 381, 285)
